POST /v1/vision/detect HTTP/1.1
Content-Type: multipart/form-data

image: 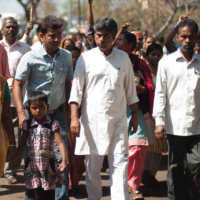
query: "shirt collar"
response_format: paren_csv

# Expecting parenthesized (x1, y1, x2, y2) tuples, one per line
(175, 48, 198, 62)
(97, 47, 114, 59)
(31, 115, 51, 127)
(2, 37, 21, 48)
(40, 44, 61, 57)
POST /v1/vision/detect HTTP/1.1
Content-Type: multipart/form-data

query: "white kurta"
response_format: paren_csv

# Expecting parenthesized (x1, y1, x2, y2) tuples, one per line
(69, 47, 138, 155)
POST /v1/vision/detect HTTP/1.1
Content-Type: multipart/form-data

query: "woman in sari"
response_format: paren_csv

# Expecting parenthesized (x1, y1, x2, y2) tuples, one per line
(0, 74, 17, 178)
(60, 37, 75, 49)
(115, 32, 154, 199)
(142, 43, 168, 186)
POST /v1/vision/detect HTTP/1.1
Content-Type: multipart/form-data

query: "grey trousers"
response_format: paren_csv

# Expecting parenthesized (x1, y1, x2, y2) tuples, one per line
(4, 107, 23, 177)
(167, 134, 200, 200)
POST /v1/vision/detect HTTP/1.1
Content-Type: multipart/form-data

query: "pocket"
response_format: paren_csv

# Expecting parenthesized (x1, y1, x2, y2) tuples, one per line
(35, 65, 52, 81)
(59, 67, 69, 85)
(192, 74, 200, 92)
(113, 69, 125, 88)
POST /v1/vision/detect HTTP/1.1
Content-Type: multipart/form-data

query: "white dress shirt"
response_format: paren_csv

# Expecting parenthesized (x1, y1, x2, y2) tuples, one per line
(0, 38, 31, 107)
(153, 48, 200, 136)
(69, 47, 138, 155)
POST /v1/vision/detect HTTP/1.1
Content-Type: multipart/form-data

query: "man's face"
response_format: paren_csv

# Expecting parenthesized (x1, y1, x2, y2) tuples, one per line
(176, 26, 197, 53)
(1, 19, 18, 40)
(95, 29, 114, 52)
(135, 34, 143, 51)
(145, 37, 154, 49)
(40, 28, 62, 51)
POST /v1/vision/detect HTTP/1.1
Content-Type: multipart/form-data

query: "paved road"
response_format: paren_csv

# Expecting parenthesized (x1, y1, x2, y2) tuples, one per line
(0, 154, 168, 200)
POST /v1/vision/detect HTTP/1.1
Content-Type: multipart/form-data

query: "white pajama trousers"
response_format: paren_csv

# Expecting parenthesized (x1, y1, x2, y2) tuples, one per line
(85, 153, 129, 200)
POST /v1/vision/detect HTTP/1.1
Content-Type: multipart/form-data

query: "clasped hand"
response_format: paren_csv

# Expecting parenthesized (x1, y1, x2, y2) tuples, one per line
(6, 146, 17, 162)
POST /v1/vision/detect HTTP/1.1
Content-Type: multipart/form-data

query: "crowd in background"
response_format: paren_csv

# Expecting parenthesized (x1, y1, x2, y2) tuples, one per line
(0, 0, 200, 200)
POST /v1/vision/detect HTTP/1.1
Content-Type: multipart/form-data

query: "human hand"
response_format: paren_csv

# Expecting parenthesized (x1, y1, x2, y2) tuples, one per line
(59, 161, 67, 173)
(70, 116, 80, 137)
(76, 25, 86, 35)
(120, 22, 132, 33)
(129, 114, 138, 135)
(26, 21, 33, 35)
(18, 112, 28, 130)
(177, 13, 189, 24)
(6, 146, 17, 162)
(136, 82, 145, 94)
(155, 125, 166, 140)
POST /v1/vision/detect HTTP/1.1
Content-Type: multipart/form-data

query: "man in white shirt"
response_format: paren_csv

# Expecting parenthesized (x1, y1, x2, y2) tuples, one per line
(69, 17, 139, 200)
(153, 18, 200, 200)
(0, 16, 31, 184)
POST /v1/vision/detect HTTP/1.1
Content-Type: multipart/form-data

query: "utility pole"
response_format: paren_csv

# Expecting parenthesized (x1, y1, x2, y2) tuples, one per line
(68, 0, 72, 33)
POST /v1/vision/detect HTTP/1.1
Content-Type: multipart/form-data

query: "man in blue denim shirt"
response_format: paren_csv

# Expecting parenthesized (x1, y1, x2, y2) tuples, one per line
(13, 15, 73, 200)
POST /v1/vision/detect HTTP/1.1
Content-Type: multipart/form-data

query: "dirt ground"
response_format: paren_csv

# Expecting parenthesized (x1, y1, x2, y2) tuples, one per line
(0, 154, 168, 200)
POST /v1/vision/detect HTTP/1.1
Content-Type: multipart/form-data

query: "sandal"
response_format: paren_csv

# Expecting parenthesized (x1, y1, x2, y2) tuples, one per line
(132, 190, 144, 200)
(129, 187, 144, 199)
(7, 175, 18, 184)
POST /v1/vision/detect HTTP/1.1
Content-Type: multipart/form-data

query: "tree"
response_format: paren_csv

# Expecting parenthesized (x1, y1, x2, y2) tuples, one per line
(17, 0, 58, 23)
(82, 0, 200, 38)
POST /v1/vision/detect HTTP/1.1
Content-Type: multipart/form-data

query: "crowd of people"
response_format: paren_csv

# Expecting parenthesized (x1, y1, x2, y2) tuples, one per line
(0, 0, 200, 200)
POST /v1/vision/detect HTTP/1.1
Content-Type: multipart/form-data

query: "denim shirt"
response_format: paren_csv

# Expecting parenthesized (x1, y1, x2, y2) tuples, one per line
(15, 45, 73, 110)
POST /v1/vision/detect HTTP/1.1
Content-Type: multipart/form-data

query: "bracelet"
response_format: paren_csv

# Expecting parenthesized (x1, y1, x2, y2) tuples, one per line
(18, 110, 25, 114)
(9, 144, 16, 147)
(174, 24, 178, 30)
(131, 110, 138, 115)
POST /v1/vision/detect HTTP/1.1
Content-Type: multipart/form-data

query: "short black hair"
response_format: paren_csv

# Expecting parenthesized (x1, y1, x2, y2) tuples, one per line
(65, 45, 80, 53)
(121, 32, 137, 51)
(40, 15, 63, 35)
(155, 36, 164, 43)
(145, 36, 155, 42)
(36, 24, 42, 34)
(28, 91, 48, 107)
(94, 17, 117, 37)
(178, 18, 198, 34)
(146, 43, 163, 57)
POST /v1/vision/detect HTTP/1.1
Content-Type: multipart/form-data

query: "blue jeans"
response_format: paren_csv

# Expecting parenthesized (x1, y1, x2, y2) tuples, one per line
(24, 109, 70, 200)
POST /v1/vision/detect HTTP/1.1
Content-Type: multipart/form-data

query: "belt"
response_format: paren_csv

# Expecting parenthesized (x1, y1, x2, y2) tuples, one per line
(47, 104, 65, 115)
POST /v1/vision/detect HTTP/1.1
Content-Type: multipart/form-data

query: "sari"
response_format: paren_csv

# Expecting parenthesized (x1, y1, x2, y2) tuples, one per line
(0, 75, 9, 177)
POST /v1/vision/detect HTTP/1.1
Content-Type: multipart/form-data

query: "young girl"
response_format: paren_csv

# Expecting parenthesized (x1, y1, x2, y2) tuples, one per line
(17, 91, 67, 200)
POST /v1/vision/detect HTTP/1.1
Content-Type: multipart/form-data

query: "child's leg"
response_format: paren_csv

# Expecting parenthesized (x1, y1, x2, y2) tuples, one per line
(35, 187, 55, 200)
(25, 187, 55, 200)
(128, 145, 147, 188)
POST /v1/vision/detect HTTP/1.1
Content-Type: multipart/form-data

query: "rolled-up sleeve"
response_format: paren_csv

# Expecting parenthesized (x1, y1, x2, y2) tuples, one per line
(152, 60, 167, 126)
(68, 55, 85, 107)
(124, 55, 139, 105)
(15, 53, 31, 81)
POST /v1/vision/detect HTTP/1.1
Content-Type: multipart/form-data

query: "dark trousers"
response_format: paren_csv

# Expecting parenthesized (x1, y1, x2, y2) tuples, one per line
(167, 134, 200, 200)
(26, 187, 55, 200)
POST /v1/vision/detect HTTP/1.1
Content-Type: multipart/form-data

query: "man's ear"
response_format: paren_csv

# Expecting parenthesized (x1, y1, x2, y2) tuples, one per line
(39, 32, 45, 42)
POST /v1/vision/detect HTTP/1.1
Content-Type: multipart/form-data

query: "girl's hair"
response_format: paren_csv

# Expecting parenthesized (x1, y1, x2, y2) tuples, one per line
(28, 91, 48, 106)
(120, 32, 137, 51)
(146, 43, 163, 57)
(65, 45, 80, 53)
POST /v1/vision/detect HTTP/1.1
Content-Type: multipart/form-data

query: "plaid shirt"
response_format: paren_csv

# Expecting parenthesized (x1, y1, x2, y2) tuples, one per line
(22, 115, 66, 190)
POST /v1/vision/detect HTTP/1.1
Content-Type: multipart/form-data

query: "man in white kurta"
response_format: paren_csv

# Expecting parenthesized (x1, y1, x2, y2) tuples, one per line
(69, 17, 138, 200)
